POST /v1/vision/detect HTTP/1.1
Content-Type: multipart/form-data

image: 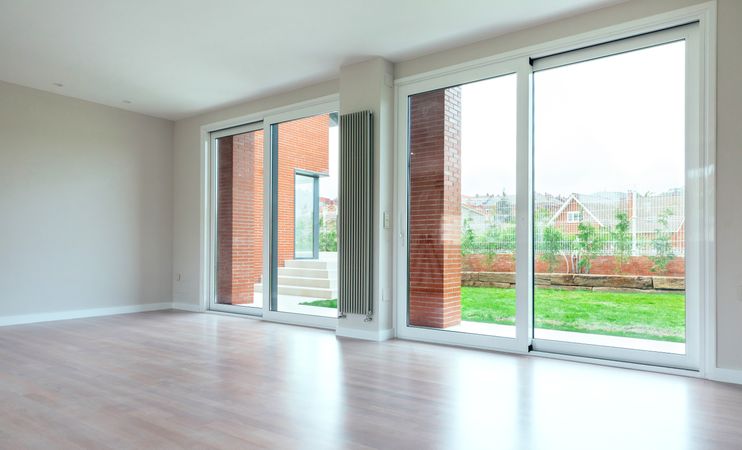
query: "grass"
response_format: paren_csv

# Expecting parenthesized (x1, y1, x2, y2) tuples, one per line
(300, 299, 337, 308)
(300, 287, 685, 343)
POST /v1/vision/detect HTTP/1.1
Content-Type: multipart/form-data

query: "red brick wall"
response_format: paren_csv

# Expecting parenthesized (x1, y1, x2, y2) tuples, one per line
(409, 87, 462, 329)
(276, 115, 330, 267)
(217, 130, 264, 305)
(216, 114, 330, 305)
(463, 253, 685, 277)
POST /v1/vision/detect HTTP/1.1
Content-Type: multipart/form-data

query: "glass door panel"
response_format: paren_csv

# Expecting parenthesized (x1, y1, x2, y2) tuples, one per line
(273, 112, 339, 318)
(532, 39, 689, 356)
(407, 73, 518, 338)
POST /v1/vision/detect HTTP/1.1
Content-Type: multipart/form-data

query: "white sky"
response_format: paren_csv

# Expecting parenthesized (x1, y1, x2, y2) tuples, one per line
(461, 40, 686, 198)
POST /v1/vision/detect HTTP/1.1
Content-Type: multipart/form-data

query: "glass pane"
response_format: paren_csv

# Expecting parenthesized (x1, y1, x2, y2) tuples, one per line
(275, 113, 339, 317)
(533, 41, 686, 354)
(408, 73, 517, 337)
(294, 174, 316, 259)
(215, 129, 264, 308)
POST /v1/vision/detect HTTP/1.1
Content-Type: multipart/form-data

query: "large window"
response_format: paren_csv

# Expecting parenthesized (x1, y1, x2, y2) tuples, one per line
(398, 23, 705, 369)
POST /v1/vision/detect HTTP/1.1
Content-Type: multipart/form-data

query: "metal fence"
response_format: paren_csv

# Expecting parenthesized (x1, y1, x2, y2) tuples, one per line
(462, 190, 685, 258)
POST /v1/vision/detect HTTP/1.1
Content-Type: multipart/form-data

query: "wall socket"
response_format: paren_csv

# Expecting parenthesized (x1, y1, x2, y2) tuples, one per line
(383, 211, 391, 229)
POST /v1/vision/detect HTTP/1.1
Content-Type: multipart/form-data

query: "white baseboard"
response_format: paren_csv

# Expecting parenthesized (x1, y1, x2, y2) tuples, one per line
(336, 327, 395, 341)
(171, 302, 204, 312)
(707, 367, 742, 385)
(0, 302, 173, 327)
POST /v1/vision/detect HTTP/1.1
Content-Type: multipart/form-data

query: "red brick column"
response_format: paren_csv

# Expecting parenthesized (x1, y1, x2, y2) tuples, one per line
(408, 87, 462, 328)
(217, 131, 264, 305)
(217, 137, 235, 304)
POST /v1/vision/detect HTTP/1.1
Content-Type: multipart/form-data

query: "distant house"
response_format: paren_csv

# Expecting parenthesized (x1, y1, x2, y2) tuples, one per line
(462, 204, 491, 233)
(464, 192, 517, 226)
(546, 190, 685, 254)
(320, 197, 338, 228)
(547, 192, 626, 234)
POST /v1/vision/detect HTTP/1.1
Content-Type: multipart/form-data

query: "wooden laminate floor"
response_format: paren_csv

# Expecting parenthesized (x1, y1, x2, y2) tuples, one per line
(1, 310, 741, 449)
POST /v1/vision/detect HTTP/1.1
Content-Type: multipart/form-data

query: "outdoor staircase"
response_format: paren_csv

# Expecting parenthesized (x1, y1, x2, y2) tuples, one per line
(254, 256, 338, 299)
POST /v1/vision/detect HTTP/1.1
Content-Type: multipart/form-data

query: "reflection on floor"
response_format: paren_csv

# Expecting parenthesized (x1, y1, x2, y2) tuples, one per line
(2, 311, 739, 449)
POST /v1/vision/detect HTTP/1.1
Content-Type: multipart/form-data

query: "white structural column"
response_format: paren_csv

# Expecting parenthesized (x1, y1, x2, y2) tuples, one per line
(336, 58, 395, 341)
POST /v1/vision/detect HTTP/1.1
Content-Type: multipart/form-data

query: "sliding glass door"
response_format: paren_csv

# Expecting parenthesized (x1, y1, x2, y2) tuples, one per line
(269, 111, 340, 320)
(398, 61, 530, 351)
(208, 104, 340, 328)
(398, 23, 704, 369)
(530, 25, 700, 368)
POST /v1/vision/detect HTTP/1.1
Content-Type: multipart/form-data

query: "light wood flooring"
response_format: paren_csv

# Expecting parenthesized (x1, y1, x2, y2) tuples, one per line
(1, 310, 741, 449)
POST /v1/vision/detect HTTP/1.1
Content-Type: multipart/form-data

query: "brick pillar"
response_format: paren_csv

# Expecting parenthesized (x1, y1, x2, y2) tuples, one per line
(217, 131, 264, 305)
(217, 137, 235, 304)
(408, 87, 462, 328)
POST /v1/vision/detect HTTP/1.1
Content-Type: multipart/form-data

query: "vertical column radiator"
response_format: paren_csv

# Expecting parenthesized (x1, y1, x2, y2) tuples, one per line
(338, 110, 374, 320)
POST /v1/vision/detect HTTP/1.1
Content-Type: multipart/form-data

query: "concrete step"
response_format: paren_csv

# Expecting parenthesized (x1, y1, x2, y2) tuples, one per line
(277, 275, 336, 289)
(284, 259, 332, 270)
(278, 267, 336, 279)
(254, 283, 336, 299)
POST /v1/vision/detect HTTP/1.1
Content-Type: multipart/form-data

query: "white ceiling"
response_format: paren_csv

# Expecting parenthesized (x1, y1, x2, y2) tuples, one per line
(0, 0, 623, 120)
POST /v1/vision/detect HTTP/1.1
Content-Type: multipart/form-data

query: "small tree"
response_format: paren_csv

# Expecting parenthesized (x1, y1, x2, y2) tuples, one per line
(539, 226, 564, 272)
(461, 219, 476, 256)
(575, 222, 604, 274)
(611, 211, 632, 273)
(649, 208, 676, 274)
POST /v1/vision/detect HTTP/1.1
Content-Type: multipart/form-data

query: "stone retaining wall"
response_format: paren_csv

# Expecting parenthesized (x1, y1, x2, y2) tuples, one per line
(462, 272, 685, 293)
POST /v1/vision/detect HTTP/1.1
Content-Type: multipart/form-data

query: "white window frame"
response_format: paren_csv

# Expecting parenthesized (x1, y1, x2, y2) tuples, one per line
(566, 211, 582, 223)
(396, 60, 532, 354)
(393, 2, 716, 376)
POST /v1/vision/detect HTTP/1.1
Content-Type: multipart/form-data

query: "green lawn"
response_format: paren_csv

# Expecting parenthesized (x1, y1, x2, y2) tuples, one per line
(300, 287, 685, 342)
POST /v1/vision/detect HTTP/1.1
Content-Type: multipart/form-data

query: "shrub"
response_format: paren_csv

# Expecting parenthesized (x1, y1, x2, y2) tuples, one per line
(576, 222, 604, 273)
(649, 209, 675, 274)
(611, 211, 632, 273)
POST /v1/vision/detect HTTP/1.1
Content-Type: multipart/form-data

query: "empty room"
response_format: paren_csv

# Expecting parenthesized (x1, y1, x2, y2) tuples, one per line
(2, 0, 742, 448)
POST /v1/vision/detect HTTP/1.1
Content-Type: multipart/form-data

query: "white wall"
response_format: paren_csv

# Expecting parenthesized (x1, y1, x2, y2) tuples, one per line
(0, 81, 174, 317)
